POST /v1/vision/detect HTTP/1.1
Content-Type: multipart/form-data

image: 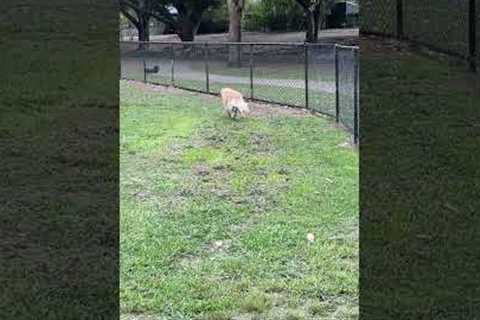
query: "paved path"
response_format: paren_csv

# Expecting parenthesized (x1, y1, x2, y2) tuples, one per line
(146, 62, 335, 93)
(180, 72, 336, 93)
(122, 58, 337, 93)
(146, 29, 359, 43)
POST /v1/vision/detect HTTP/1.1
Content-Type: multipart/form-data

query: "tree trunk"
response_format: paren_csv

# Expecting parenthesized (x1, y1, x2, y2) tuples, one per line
(177, 17, 201, 42)
(313, 10, 320, 40)
(305, 5, 323, 43)
(228, 0, 244, 67)
(137, 15, 150, 50)
(305, 10, 316, 43)
(138, 16, 150, 42)
(177, 20, 195, 41)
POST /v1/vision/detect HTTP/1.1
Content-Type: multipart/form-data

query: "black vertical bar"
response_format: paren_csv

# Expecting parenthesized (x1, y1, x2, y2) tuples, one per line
(143, 42, 148, 83)
(205, 43, 210, 93)
(397, 0, 404, 38)
(304, 43, 309, 110)
(353, 48, 359, 145)
(171, 43, 175, 85)
(335, 45, 340, 123)
(250, 44, 254, 99)
(143, 57, 146, 83)
(469, 0, 476, 72)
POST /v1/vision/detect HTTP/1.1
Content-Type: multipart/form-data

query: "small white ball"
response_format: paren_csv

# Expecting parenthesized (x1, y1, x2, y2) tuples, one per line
(307, 233, 315, 243)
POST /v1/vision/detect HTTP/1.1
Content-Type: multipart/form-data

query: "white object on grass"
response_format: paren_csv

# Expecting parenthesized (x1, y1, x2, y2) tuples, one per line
(307, 233, 315, 243)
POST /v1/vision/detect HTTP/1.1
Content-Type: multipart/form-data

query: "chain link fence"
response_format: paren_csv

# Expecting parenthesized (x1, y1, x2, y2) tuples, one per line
(361, 0, 478, 72)
(120, 41, 360, 144)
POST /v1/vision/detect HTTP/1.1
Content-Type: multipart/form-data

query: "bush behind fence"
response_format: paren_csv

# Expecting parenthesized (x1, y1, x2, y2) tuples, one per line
(120, 41, 360, 144)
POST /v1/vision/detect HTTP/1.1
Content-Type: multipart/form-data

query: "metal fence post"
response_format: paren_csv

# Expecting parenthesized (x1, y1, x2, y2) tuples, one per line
(204, 43, 210, 93)
(304, 43, 309, 110)
(334, 45, 340, 123)
(469, 0, 477, 72)
(397, 0, 404, 39)
(249, 44, 254, 100)
(143, 57, 147, 83)
(170, 43, 175, 85)
(353, 48, 359, 145)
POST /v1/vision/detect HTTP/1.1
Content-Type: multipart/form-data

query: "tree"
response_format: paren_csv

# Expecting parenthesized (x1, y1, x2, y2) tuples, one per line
(120, 0, 222, 43)
(293, 0, 335, 42)
(119, 0, 161, 43)
(245, 0, 305, 32)
(154, 0, 222, 41)
(227, 0, 245, 67)
(198, 2, 229, 34)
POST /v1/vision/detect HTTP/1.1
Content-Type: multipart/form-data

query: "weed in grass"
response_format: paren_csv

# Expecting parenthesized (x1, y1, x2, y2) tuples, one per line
(202, 311, 232, 320)
(240, 291, 273, 314)
(308, 300, 336, 316)
(283, 309, 306, 320)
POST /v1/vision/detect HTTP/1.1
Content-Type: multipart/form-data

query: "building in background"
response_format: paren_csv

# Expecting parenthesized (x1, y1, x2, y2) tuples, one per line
(327, 1, 359, 29)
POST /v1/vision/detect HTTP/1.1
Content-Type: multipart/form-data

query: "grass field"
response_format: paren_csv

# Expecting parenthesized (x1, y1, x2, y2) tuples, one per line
(360, 35, 480, 318)
(120, 81, 358, 319)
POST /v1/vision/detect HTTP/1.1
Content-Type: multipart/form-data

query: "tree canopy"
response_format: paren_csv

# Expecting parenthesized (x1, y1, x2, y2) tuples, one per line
(120, 0, 222, 42)
(120, 0, 357, 43)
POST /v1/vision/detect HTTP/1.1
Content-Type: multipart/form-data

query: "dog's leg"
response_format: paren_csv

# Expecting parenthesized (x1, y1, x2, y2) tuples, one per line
(232, 107, 239, 120)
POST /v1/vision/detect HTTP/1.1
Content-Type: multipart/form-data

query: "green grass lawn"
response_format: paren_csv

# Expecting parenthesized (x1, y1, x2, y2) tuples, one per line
(120, 80, 358, 319)
(360, 36, 480, 318)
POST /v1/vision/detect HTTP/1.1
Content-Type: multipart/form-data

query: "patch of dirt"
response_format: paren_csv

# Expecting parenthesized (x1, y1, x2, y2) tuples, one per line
(177, 254, 202, 269)
(329, 221, 359, 243)
(276, 166, 290, 176)
(123, 80, 316, 119)
(133, 190, 153, 201)
(249, 133, 274, 153)
(360, 34, 413, 57)
(337, 138, 358, 151)
(231, 313, 257, 320)
(212, 164, 228, 171)
(247, 101, 312, 118)
(124, 80, 195, 96)
(193, 164, 210, 176)
(207, 239, 232, 253)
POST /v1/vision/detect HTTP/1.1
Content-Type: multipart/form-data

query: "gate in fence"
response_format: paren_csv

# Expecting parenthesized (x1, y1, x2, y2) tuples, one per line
(120, 41, 360, 144)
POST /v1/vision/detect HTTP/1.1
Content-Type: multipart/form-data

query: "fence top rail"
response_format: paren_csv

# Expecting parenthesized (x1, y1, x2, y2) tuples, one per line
(120, 40, 358, 50)
(335, 44, 359, 50)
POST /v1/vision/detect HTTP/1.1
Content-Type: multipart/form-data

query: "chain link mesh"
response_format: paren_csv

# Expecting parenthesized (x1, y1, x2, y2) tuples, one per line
(144, 43, 173, 86)
(206, 44, 251, 97)
(360, 0, 397, 36)
(171, 43, 207, 92)
(251, 44, 306, 107)
(337, 46, 358, 137)
(120, 41, 359, 141)
(404, 0, 469, 57)
(120, 42, 145, 82)
(309, 44, 336, 116)
(361, 0, 477, 62)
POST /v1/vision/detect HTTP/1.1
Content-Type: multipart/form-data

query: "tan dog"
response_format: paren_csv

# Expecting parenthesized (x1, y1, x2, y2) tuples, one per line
(220, 88, 250, 119)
